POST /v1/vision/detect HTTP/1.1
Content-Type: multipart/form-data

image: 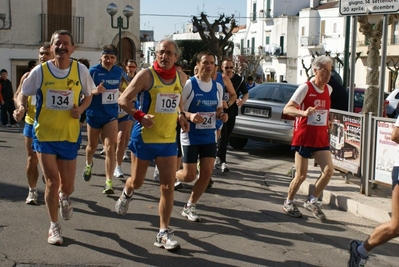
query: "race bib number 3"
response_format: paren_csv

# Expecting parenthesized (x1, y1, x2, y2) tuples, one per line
(46, 89, 74, 110)
(155, 93, 180, 113)
(195, 112, 216, 129)
(307, 110, 328, 126)
(102, 89, 119, 104)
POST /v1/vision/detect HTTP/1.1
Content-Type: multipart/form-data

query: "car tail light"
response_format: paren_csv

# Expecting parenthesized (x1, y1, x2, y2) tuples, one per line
(383, 100, 389, 117)
(281, 113, 295, 120)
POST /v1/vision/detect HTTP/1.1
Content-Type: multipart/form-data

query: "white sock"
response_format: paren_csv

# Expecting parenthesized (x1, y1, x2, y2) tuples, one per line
(309, 195, 317, 203)
(50, 221, 59, 228)
(123, 188, 133, 198)
(285, 199, 292, 204)
(357, 242, 370, 258)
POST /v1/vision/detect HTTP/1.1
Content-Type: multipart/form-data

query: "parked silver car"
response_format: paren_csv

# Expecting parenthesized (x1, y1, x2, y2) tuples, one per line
(230, 82, 298, 149)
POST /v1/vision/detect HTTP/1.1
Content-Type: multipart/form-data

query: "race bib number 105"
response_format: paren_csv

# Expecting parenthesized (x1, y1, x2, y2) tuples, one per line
(155, 93, 180, 113)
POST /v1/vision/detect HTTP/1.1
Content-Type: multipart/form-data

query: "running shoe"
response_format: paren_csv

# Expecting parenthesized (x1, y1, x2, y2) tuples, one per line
(282, 201, 302, 218)
(103, 179, 114, 194)
(26, 188, 38, 205)
(154, 230, 180, 250)
(153, 165, 160, 182)
(48, 223, 63, 245)
(207, 178, 214, 189)
(174, 179, 183, 190)
(123, 150, 130, 161)
(59, 193, 73, 220)
(348, 240, 368, 267)
(115, 191, 133, 215)
(214, 157, 221, 169)
(113, 166, 124, 178)
(181, 204, 201, 222)
(221, 162, 230, 173)
(82, 163, 93, 181)
(303, 200, 326, 221)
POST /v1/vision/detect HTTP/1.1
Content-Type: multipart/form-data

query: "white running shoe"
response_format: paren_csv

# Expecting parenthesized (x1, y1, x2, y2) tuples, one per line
(26, 188, 38, 205)
(48, 223, 63, 245)
(114, 165, 124, 178)
(154, 230, 180, 250)
(181, 204, 201, 222)
(154, 165, 160, 182)
(123, 150, 130, 161)
(59, 193, 73, 221)
(214, 157, 221, 169)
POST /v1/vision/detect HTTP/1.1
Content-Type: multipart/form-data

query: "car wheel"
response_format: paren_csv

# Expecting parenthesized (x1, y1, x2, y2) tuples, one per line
(229, 136, 248, 149)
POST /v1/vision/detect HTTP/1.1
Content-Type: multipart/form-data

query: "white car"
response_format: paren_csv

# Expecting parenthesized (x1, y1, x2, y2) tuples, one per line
(385, 88, 399, 118)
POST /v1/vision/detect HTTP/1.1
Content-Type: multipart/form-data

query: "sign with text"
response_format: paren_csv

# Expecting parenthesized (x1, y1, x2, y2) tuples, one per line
(340, 0, 399, 15)
(330, 112, 362, 176)
(374, 121, 397, 185)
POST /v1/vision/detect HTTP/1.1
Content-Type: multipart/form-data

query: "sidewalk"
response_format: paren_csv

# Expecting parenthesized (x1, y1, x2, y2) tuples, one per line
(263, 159, 392, 225)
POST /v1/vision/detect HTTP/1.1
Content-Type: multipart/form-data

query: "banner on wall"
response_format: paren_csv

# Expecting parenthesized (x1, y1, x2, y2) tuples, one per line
(374, 121, 397, 185)
(329, 112, 361, 176)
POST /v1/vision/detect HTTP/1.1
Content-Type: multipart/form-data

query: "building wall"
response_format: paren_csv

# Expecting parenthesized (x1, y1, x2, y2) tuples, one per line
(0, 0, 140, 87)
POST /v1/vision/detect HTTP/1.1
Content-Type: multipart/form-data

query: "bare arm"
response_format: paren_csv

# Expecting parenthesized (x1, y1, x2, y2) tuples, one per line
(14, 72, 30, 103)
(118, 69, 155, 128)
(177, 70, 189, 133)
(392, 125, 399, 144)
(283, 100, 318, 117)
(222, 74, 237, 108)
(13, 92, 28, 122)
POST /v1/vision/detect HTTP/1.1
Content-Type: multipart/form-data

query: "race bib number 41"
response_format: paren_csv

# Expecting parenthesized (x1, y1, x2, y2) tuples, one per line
(155, 93, 180, 113)
(102, 89, 119, 104)
(46, 89, 74, 110)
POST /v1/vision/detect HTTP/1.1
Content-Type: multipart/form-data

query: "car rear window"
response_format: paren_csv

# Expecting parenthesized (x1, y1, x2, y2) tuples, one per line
(249, 84, 297, 104)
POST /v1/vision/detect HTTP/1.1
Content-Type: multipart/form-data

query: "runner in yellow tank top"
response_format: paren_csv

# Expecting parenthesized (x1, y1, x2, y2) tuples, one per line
(14, 44, 53, 206)
(115, 39, 189, 251)
(14, 30, 94, 246)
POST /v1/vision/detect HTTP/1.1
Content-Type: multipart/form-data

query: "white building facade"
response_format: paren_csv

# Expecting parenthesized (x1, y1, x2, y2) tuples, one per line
(0, 0, 140, 88)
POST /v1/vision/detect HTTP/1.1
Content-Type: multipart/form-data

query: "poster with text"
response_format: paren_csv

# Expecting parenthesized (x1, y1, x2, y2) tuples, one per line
(330, 112, 361, 176)
(374, 121, 397, 185)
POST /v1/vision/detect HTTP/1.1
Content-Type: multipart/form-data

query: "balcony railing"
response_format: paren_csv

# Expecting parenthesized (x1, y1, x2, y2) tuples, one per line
(300, 36, 320, 47)
(41, 14, 84, 44)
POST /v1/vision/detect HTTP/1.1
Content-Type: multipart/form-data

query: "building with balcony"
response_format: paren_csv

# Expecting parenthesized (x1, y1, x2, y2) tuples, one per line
(0, 0, 140, 88)
(238, 0, 311, 82)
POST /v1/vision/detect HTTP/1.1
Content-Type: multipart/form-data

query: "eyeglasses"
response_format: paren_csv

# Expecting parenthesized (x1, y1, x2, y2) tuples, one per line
(319, 68, 332, 73)
(156, 50, 175, 56)
(224, 66, 234, 70)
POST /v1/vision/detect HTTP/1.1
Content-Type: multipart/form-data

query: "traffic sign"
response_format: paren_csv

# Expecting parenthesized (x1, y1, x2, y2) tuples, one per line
(340, 0, 399, 15)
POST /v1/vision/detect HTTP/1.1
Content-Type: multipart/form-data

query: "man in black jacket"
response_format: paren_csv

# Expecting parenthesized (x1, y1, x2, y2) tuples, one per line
(215, 59, 249, 172)
(0, 69, 17, 127)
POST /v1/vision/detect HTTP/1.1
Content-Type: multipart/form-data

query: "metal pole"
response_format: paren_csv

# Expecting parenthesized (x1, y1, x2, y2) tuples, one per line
(343, 16, 351, 93)
(348, 16, 357, 113)
(117, 16, 122, 64)
(378, 14, 389, 117)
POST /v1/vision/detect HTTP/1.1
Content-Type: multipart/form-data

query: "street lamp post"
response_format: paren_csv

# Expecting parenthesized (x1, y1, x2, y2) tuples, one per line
(106, 3, 134, 63)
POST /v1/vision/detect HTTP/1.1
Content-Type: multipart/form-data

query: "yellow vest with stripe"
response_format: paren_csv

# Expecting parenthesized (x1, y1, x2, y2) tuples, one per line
(35, 60, 82, 142)
(25, 96, 36, 125)
(140, 67, 182, 143)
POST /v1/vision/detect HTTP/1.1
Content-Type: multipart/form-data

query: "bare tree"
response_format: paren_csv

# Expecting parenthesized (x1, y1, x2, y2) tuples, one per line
(358, 14, 399, 114)
(387, 58, 399, 91)
(192, 12, 237, 70)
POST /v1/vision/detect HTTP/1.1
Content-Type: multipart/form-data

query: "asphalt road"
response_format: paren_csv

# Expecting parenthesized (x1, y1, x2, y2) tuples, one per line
(0, 125, 398, 267)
